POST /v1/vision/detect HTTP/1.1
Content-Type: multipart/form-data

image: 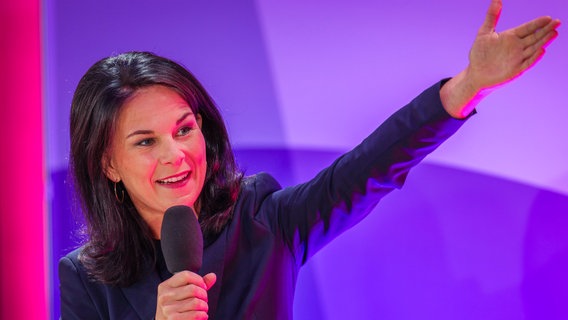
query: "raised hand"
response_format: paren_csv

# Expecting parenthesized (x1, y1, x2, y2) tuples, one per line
(468, 0, 560, 90)
(440, 0, 560, 118)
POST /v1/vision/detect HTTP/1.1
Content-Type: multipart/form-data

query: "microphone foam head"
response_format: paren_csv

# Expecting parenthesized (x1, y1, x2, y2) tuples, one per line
(160, 205, 203, 273)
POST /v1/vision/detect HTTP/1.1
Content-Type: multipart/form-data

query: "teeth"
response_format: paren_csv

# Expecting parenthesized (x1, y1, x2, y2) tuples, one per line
(158, 173, 188, 184)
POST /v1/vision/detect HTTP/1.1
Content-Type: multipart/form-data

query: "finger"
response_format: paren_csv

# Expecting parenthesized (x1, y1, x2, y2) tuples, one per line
(520, 42, 552, 75)
(540, 21, 560, 48)
(522, 20, 560, 60)
(184, 311, 209, 320)
(179, 283, 209, 301)
(162, 297, 209, 314)
(161, 308, 209, 320)
(515, 16, 554, 39)
(158, 283, 208, 307)
(186, 311, 209, 320)
(479, 0, 502, 34)
(533, 22, 560, 49)
(203, 273, 217, 290)
(167, 270, 207, 289)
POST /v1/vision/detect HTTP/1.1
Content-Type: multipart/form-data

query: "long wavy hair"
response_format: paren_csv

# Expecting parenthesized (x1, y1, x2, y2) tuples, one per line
(69, 51, 242, 286)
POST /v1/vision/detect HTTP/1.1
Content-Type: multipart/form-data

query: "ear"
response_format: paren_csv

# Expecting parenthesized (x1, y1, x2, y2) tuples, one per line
(196, 113, 203, 130)
(102, 152, 120, 182)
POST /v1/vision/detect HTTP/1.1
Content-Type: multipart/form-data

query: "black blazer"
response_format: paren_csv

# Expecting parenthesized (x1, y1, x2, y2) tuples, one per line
(59, 80, 469, 319)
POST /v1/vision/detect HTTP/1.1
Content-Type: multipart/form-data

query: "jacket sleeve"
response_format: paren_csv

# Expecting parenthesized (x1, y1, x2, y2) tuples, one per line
(256, 80, 472, 265)
(59, 253, 102, 320)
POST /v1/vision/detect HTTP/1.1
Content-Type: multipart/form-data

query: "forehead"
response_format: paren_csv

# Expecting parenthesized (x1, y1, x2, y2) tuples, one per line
(116, 85, 192, 127)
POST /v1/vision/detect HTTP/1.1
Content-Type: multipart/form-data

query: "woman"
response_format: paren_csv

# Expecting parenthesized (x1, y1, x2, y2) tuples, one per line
(59, 1, 560, 319)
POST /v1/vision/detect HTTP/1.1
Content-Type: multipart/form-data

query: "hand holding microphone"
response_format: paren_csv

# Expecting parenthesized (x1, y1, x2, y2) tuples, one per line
(155, 206, 216, 320)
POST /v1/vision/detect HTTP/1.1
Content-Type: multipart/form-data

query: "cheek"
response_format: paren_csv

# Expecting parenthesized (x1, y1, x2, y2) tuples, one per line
(193, 134, 207, 163)
(117, 153, 157, 183)
(200, 147, 207, 176)
(194, 137, 208, 179)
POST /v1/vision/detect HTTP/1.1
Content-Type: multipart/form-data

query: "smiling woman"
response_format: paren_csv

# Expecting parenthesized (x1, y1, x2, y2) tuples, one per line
(63, 52, 242, 291)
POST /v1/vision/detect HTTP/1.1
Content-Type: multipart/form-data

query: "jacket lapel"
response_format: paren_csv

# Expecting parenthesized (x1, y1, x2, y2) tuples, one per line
(121, 270, 161, 319)
(200, 228, 228, 319)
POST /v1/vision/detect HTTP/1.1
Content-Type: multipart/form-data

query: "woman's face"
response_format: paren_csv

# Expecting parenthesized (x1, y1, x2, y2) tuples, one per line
(104, 85, 207, 236)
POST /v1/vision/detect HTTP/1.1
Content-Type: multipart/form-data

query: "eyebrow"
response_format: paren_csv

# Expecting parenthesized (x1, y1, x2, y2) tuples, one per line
(176, 111, 193, 125)
(125, 111, 194, 139)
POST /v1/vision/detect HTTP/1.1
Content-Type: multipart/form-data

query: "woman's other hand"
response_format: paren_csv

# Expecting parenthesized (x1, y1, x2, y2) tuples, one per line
(155, 271, 217, 320)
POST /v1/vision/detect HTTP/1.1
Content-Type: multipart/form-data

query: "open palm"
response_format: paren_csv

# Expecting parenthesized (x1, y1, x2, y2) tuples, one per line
(468, 0, 560, 90)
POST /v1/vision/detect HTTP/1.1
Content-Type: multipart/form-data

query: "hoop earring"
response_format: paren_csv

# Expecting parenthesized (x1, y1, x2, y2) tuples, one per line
(114, 180, 124, 204)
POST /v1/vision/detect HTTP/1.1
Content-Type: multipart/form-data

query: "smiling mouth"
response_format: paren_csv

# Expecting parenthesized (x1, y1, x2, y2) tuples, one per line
(156, 172, 190, 184)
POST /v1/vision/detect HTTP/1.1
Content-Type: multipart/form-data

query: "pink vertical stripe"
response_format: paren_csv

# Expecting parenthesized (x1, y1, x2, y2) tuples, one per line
(0, 0, 47, 318)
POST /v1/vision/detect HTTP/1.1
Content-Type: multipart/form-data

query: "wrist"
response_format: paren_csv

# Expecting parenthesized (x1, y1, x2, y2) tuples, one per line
(440, 67, 489, 119)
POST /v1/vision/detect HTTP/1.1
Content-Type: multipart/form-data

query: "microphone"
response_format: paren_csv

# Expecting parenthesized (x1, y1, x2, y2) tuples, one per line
(160, 205, 203, 274)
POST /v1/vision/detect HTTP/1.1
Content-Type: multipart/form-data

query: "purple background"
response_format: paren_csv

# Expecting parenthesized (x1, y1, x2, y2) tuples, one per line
(43, 0, 568, 319)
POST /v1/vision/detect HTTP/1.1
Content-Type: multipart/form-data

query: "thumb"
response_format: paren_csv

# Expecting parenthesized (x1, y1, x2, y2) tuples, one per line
(203, 273, 217, 290)
(479, 0, 502, 34)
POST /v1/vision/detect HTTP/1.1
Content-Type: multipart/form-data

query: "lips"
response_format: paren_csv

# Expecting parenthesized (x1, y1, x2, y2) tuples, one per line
(156, 172, 190, 185)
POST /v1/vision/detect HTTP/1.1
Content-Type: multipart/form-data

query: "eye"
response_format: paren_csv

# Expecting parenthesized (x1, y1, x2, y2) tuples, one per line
(176, 125, 192, 136)
(136, 138, 155, 146)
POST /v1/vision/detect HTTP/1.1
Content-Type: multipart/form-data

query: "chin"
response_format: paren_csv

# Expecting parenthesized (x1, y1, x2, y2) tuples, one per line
(169, 196, 196, 208)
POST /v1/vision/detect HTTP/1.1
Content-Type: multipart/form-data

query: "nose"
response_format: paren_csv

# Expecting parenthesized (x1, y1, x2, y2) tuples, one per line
(158, 138, 185, 166)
